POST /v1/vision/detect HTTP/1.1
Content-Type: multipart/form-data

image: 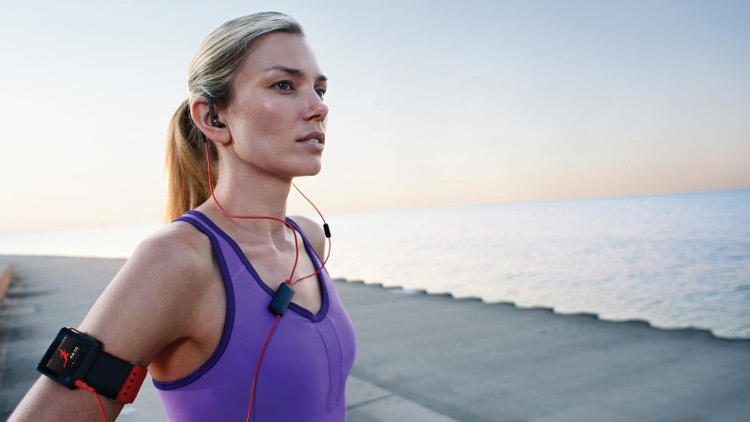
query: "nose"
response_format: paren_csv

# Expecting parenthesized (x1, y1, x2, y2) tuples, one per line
(303, 90, 329, 122)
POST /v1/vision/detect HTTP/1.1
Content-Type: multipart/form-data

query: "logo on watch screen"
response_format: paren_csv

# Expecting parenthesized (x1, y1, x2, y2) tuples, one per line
(46, 335, 83, 376)
(59, 349, 71, 367)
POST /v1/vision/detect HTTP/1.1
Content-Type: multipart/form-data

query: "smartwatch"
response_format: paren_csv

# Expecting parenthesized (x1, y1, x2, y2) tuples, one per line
(37, 327, 147, 404)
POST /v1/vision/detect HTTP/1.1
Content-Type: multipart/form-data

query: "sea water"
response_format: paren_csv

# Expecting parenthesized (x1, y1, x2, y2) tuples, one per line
(2, 190, 749, 339)
(326, 190, 750, 340)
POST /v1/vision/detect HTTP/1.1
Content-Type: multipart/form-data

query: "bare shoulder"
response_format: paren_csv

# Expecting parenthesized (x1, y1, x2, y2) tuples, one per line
(108, 221, 213, 300)
(78, 221, 214, 363)
(130, 221, 212, 281)
(290, 215, 326, 260)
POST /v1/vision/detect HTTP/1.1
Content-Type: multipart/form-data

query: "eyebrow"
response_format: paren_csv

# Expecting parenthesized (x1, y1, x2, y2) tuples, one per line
(265, 65, 328, 82)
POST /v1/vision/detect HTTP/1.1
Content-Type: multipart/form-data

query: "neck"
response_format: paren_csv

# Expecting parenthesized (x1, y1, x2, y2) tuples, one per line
(204, 165, 294, 240)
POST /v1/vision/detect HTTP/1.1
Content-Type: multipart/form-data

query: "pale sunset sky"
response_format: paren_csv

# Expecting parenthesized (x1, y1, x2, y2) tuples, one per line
(1, 0, 748, 231)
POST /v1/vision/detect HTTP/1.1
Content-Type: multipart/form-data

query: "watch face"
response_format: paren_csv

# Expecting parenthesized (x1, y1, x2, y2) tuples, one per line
(45, 334, 87, 378)
(38, 328, 100, 387)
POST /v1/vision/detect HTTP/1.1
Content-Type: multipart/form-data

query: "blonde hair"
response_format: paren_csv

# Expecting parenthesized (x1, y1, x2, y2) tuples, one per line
(164, 12, 304, 222)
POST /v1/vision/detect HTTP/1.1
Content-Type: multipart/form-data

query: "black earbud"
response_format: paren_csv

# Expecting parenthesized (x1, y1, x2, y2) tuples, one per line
(201, 93, 226, 128)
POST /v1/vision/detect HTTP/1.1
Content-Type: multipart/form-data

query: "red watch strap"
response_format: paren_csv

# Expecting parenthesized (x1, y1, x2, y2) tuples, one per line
(115, 365, 148, 404)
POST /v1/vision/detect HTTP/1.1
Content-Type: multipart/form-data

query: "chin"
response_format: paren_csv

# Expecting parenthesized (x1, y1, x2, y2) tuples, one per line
(301, 166, 322, 177)
(296, 159, 323, 177)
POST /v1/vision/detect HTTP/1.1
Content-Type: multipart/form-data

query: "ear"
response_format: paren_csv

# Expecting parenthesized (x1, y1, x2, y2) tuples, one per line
(190, 95, 231, 145)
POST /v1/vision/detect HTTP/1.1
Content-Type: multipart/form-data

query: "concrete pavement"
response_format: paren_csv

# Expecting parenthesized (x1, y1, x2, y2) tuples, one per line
(2, 255, 749, 421)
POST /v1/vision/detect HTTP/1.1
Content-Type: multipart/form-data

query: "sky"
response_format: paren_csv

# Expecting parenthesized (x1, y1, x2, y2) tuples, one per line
(1, 0, 748, 231)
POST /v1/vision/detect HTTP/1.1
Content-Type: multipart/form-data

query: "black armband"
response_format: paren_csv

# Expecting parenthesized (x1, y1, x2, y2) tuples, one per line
(37, 327, 147, 403)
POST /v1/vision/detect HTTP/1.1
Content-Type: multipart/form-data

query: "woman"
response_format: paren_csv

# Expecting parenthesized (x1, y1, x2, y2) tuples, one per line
(11, 12, 356, 421)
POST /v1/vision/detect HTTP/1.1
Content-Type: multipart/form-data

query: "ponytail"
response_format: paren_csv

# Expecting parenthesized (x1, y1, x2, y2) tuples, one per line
(164, 99, 218, 223)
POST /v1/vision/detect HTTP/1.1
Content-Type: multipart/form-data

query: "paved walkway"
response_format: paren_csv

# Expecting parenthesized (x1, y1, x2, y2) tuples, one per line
(2, 255, 749, 421)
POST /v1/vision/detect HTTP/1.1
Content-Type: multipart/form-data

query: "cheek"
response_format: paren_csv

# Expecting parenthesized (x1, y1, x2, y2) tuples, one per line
(245, 100, 290, 141)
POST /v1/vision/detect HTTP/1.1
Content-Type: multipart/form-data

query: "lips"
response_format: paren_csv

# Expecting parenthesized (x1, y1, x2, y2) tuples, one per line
(297, 131, 325, 145)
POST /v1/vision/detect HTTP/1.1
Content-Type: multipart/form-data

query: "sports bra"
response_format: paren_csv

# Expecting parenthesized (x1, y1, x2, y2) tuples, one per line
(153, 210, 356, 421)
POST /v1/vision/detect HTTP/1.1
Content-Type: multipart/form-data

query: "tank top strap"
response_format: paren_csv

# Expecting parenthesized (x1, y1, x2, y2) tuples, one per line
(173, 211, 247, 281)
(173, 211, 330, 322)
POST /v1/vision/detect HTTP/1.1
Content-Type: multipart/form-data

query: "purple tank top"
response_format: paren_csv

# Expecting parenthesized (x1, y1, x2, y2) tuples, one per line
(153, 211, 356, 421)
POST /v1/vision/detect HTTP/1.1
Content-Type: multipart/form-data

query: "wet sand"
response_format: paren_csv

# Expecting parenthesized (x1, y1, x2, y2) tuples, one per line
(1, 255, 748, 421)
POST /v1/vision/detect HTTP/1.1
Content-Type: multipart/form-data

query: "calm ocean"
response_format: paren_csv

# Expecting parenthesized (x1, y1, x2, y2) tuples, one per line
(2, 190, 749, 339)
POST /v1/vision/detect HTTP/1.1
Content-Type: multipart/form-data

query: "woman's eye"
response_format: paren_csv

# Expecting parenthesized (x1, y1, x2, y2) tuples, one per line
(274, 81, 293, 91)
(315, 88, 326, 99)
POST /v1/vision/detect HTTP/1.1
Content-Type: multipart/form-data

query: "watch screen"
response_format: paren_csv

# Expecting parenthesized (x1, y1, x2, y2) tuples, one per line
(45, 334, 88, 378)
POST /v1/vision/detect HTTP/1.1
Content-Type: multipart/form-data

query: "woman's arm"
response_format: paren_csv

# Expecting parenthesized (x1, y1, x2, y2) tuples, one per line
(9, 223, 213, 422)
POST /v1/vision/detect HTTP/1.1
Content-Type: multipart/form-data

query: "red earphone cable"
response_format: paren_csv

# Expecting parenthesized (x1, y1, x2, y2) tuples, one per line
(74, 380, 108, 422)
(203, 140, 331, 420)
(204, 141, 299, 284)
(290, 182, 331, 284)
(246, 314, 280, 422)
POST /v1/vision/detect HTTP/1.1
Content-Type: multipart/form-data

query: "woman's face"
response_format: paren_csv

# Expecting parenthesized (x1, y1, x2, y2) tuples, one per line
(222, 32, 329, 180)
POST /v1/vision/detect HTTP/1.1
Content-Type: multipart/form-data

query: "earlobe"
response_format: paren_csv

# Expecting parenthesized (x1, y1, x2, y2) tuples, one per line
(190, 95, 230, 144)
